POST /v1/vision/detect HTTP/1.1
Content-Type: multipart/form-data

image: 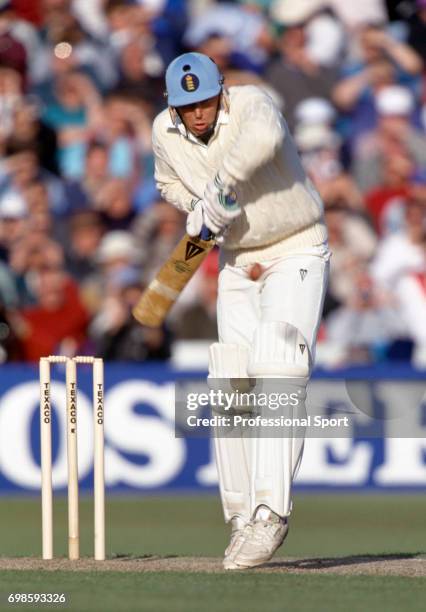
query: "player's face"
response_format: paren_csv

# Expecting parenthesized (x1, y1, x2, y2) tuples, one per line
(177, 95, 220, 138)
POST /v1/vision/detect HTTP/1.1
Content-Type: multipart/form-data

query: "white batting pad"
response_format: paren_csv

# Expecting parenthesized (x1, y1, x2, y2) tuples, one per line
(209, 342, 253, 523)
(252, 433, 305, 518)
(247, 321, 309, 517)
(208, 343, 254, 414)
(208, 342, 250, 379)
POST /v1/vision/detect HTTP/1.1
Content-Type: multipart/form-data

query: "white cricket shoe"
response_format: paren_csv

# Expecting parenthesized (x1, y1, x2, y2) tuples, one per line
(225, 505, 289, 569)
(223, 516, 247, 570)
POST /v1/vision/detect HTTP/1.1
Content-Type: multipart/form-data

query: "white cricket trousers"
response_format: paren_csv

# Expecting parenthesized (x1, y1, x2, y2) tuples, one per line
(214, 242, 331, 521)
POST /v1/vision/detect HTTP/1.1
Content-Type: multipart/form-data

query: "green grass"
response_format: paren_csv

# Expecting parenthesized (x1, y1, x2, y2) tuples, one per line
(0, 495, 425, 612)
(0, 494, 425, 559)
(0, 572, 425, 612)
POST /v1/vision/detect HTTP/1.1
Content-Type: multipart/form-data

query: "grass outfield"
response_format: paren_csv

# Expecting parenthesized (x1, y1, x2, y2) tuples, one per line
(0, 494, 425, 611)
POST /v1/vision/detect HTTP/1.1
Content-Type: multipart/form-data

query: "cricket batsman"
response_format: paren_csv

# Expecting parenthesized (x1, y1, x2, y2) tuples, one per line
(153, 52, 330, 569)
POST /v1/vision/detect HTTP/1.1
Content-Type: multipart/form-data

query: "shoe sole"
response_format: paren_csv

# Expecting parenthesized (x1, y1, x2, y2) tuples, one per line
(223, 559, 250, 570)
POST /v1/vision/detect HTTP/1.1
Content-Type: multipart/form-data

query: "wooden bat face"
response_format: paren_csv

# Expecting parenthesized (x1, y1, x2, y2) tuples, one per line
(132, 232, 215, 327)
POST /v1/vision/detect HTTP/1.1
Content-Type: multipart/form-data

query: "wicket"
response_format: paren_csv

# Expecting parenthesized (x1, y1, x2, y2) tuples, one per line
(39, 356, 105, 561)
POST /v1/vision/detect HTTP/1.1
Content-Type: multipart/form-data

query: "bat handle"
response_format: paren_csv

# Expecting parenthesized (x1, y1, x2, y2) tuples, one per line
(200, 225, 213, 241)
(199, 188, 238, 241)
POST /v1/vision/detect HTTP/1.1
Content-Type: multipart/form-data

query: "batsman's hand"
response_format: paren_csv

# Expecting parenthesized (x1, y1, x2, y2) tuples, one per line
(202, 172, 241, 235)
(186, 199, 204, 237)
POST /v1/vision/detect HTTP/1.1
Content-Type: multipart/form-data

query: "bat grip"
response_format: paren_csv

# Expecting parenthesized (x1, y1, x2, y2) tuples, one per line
(200, 225, 213, 241)
(199, 187, 238, 241)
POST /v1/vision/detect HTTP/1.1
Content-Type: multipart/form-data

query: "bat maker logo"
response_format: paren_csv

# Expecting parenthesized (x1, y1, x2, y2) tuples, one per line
(185, 241, 205, 261)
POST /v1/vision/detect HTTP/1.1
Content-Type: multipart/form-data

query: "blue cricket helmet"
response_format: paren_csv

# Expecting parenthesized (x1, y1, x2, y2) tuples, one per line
(165, 52, 223, 107)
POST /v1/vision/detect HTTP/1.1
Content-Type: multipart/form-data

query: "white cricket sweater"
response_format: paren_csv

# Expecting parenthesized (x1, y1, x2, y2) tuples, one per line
(152, 85, 328, 266)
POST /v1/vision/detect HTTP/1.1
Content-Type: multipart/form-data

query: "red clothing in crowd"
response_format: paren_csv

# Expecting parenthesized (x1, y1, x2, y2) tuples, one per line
(19, 277, 89, 361)
(11, 0, 42, 26)
(365, 186, 410, 235)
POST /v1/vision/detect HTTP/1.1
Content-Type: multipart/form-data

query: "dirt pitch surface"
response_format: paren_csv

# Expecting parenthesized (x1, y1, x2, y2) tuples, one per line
(1, 555, 425, 576)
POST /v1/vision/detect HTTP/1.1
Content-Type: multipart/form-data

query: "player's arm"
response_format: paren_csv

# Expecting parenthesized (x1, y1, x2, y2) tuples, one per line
(219, 87, 285, 187)
(200, 88, 282, 229)
(153, 129, 199, 213)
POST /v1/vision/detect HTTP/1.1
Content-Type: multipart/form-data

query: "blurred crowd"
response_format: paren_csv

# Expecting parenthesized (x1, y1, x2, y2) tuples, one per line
(0, 0, 424, 367)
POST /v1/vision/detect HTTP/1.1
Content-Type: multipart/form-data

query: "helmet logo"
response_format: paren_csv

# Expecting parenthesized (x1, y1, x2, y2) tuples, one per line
(181, 73, 199, 92)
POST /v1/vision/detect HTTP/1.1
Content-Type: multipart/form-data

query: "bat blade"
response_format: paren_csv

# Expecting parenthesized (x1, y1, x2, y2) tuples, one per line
(132, 232, 215, 327)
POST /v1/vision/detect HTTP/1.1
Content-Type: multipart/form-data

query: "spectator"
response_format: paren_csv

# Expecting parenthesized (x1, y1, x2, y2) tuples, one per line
(94, 92, 152, 181)
(12, 0, 42, 27)
(16, 238, 89, 360)
(76, 139, 110, 203)
(132, 200, 185, 282)
(0, 1, 28, 85)
(364, 154, 415, 236)
(407, 0, 426, 61)
(64, 210, 105, 282)
(1, 141, 68, 216)
(370, 194, 426, 366)
(324, 265, 402, 365)
(295, 123, 363, 210)
(21, 179, 56, 235)
(185, 2, 273, 73)
(40, 70, 102, 178)
(0, 67, 24, 146)
(8, 98, 59, 175)
(189, 32, 282, 106)
(324, 0, 388, 29)
(0, 259, 18, 307)
(72, 0, 108, 39)
(95, 178, 137, 230)
(93, 266, 172, 361)
(332, 23, 423, 148)
(42, 17, 117, 91)
(105, 0, 154, 59)
(115, 37, 164, 106)
(174, 249, 219, 339)
(0, 303, 23, 361)
(96, 229, 140, 270)
(324, 204, 378, 307)
(86, 229, 141, 313)
(266, 2, 340, 130)
(353, 85, 426, 191)
(0, 189, 28, 262)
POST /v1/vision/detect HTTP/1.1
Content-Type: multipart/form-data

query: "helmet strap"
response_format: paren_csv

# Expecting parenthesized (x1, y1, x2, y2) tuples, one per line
(221, 88, 230, 114)
(169, 106, 179, 127)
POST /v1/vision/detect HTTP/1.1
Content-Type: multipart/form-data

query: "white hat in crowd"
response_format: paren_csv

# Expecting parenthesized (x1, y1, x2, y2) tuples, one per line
(294, 123, 341, 152)
(305, 14, 345, 66)
(0, 190, 28, 219)
(295, 98, 336, 126)
(270, 0, 321, 26)
(96, 231, 139, 264)
(375, 86, 414, 117)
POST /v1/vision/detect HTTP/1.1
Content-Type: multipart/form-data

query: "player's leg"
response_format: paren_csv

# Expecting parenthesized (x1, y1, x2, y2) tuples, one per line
(252, 246, 330, 513)
(212, 264, 259, 564)
(260, 244, 331, 359)
(229, 245, 330, 568)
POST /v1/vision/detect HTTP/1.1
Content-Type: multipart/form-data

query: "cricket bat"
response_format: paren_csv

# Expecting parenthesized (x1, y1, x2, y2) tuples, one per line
(132, 229, 215, 327)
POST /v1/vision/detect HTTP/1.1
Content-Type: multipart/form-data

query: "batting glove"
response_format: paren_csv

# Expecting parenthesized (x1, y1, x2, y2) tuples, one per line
(202, 172, 241, 235)
(186, 199, 204, 237)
